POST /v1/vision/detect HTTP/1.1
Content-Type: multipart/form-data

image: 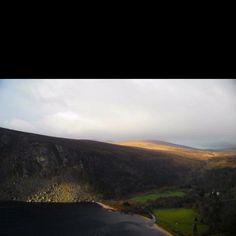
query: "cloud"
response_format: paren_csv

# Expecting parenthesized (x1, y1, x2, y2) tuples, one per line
(7, 118, 36, 133)
(0, 79, 235, 148)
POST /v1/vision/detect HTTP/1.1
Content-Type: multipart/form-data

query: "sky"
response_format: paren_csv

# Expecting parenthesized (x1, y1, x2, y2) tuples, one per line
(0, 79, 235, 149)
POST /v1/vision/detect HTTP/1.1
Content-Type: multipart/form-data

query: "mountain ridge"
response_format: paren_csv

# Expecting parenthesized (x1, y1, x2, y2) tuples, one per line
(1, 127, 235, 152)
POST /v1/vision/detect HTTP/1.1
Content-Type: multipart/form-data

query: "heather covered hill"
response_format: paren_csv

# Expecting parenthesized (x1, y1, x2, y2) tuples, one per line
(0, 127, 203, 202)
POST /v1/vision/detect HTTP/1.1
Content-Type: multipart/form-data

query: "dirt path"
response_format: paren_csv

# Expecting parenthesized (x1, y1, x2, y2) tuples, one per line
(96, 202, 116, 211)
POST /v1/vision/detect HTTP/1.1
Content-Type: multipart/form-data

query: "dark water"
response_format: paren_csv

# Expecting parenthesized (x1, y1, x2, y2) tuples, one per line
(0, 202, 167, 236)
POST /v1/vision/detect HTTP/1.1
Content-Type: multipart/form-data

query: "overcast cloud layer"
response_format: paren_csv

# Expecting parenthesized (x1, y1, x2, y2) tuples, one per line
(0, 79, 235, 149)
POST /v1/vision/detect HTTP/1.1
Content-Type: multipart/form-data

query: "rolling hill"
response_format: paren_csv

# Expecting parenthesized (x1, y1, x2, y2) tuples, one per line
(113, 140, 236, 161)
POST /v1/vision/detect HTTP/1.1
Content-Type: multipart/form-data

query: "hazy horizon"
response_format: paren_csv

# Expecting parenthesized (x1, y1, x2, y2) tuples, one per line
(0, 79, 235, 149)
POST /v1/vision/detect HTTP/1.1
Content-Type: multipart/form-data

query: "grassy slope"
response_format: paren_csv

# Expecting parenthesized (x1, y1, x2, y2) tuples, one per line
(153, 208, 209, 236)
(129, 190, 186, 204)
(126, 189, 209, 235)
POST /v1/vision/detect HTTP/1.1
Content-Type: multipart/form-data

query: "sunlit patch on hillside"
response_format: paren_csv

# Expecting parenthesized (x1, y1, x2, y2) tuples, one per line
(113, 140, 236, 162)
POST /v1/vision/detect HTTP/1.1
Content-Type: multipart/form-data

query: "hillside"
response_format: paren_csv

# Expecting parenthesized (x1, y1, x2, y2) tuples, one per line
(1, 128, 236, 203)
(0, 127, 205, 202)
(113, 140, 236, 161)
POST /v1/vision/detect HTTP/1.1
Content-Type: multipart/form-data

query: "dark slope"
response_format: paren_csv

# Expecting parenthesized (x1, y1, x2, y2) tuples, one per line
(0, 202, 167, 236)
(0, 127, 204, 201)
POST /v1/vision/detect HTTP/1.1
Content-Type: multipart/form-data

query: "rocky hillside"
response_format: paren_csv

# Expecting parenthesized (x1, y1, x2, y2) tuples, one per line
(2, 128, 235, 203)
(0, 127, 207, 202)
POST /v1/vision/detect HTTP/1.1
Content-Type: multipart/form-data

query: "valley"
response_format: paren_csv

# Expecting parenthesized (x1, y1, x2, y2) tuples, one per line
(1, 127, 236, 235)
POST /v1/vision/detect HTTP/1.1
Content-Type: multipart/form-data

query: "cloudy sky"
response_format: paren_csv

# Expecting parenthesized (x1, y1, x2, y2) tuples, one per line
(0, 79, 235, 149)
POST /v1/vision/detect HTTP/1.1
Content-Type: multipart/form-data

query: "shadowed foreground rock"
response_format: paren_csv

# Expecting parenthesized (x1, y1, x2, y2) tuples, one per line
(0, 201, 168, 236)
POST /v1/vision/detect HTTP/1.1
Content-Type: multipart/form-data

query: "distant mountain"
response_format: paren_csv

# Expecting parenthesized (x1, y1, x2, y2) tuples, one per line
(0, 127, 236, 203)
(143, 140, 199, 150)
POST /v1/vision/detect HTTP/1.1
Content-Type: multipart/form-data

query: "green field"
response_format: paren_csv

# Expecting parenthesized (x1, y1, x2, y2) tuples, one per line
(129, 190, 186, 204)
(153, 208, 209, 236)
